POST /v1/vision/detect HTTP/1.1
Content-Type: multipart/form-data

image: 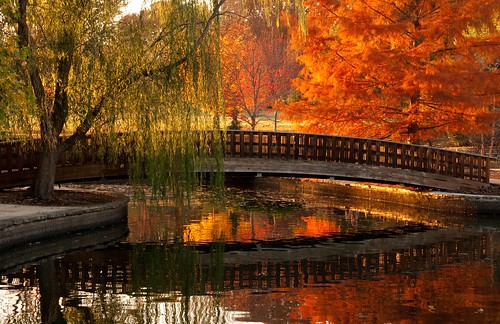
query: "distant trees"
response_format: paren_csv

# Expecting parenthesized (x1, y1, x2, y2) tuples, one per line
(221, 1, 300, 130)
(283, 0, 500, 143)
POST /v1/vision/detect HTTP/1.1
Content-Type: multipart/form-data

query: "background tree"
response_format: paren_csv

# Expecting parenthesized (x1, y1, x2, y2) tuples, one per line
(221, 1, 300, 130)
(283, 0, 499, 143)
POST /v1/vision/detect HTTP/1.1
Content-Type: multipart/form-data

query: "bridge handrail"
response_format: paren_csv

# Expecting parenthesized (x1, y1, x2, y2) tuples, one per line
(224, 130, 491, 183)
(0, 130, 492, 186)
(230, 130, 493, 159)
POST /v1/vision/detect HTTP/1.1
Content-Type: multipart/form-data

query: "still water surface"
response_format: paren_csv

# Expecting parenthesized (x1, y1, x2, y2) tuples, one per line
(1, 178, 499, 323)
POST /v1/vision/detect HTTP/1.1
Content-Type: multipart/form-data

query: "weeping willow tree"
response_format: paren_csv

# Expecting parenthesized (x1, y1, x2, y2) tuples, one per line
(0, 0, 303, 201)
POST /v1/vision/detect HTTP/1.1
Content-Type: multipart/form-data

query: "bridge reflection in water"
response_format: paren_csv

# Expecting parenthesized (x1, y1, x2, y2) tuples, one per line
(2, 230, 491, 294)
(48, 235, 491, 294)
(1, 230, 498, 323)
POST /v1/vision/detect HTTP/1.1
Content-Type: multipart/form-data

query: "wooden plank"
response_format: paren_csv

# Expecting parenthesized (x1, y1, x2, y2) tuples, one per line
(292, 133, 298, 159)
(229, 131, 236, 157)
(267, 132, 272, 158)
(317, 136, 325, 161)
(258, 132, 263, 158)
(484, 158, 491, 183)
(310, 135, 316, 160)
(390, 144, 397, 167)
(249, 132, 254, 158)
(400, 145, 406, 169)
(349, 138, 355, 163)
(375, 141, 381, 165)
(383, 144, 389, 167)
(239, 132, 245, 157)
(285, 133, 291, 159)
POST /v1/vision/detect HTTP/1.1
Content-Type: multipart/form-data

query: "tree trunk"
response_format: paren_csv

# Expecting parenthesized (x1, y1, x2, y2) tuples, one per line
(31, 140, 62, 200)
(489, 124, 495, 157)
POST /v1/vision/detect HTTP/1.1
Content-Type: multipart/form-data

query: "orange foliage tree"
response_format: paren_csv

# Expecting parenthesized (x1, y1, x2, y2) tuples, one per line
(221, 4, 300, 130)
(283, 0, 499, 142)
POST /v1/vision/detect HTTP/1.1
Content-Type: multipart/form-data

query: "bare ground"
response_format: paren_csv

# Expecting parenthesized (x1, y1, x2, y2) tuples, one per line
(0, 189, 118, 206)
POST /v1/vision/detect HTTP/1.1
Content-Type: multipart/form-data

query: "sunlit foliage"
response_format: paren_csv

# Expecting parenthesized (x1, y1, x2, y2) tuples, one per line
(0, 0, 224, 200)
(220, 0, 301, 130)
(0, 0, 305, 200)
(283, 0, 500, 142)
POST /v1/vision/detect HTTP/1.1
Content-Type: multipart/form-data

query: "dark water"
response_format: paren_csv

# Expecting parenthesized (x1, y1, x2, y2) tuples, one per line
(1, 178, 499, 323)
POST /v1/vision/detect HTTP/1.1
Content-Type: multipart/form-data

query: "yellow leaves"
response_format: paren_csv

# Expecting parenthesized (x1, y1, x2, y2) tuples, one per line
(463, 24, 493, 39)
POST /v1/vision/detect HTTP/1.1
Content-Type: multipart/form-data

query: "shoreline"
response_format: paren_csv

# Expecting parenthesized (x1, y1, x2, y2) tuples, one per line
(302, 179, 500, 216)
(0, 193, 129, 251)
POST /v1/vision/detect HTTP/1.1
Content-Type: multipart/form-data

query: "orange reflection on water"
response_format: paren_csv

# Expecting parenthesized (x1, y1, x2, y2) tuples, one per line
(183, 211, 282, 243)
(294, 215, 342, 237)
(183, 213, 344, 243)
(222, 260, 499, 323)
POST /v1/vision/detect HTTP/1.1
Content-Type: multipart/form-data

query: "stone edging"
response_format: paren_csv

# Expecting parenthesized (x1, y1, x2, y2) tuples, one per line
(0, 194, 129, 250)
(304, 179, 500, 215)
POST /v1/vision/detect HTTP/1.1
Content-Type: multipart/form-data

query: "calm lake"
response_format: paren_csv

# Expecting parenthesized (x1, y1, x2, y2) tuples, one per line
(1, 178, 499, 323)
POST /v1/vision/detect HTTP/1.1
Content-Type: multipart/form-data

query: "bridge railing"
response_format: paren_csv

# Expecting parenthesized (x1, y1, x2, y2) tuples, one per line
(0, 130, 492, 187)
(225, 131, 491, 183)
(0, 136, 127, 188)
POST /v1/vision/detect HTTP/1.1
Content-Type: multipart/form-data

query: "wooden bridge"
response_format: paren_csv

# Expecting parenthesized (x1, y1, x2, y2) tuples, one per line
(0, 130, 493, 191)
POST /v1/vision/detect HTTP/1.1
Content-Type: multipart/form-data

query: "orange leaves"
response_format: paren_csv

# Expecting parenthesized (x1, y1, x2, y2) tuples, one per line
(283, 0, 500, 142)
(221, 10, 300, 130)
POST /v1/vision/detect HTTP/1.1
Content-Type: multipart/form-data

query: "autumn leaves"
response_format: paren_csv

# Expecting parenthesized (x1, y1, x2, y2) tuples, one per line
(224, 0, 499, 143)
(221, 3, 300, 130)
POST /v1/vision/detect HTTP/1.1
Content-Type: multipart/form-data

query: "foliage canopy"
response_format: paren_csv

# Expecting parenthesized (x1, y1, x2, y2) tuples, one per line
(220, 5, 300, 130)
(0, 0, 305, 200)
(283, 0, 500, 142)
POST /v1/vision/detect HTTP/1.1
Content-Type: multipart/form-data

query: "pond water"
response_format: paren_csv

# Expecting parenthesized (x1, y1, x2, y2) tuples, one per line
(1, 178, 499, 323)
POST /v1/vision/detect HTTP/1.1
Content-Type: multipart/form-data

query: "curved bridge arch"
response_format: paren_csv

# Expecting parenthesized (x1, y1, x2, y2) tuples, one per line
(0, 130, 492, 191)
(222, 131, 491, 191)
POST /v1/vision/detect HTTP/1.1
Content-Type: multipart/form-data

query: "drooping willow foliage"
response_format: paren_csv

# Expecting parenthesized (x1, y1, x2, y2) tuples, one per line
(106, 0, 226, 201)
(0, 0, 225, 201)
(0, 9, 34, 139)
(0, 0, 304, 201)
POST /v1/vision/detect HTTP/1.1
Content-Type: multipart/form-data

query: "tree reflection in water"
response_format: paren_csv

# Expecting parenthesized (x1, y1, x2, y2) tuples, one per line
(1, 179, 499, 323)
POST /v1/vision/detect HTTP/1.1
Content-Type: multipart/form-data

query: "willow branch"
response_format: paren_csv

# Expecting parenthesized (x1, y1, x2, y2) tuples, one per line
(117, 0, 226, 92)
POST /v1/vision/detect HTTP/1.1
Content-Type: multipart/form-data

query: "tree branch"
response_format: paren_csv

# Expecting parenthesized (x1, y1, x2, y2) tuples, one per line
(61, 96, 105, 152)
(17, 0, 45, 113)
(117, 0, 226, 93)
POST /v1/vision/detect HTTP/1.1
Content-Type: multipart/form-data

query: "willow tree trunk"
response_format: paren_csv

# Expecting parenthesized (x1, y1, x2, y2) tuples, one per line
(31, 139, 62, 200)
